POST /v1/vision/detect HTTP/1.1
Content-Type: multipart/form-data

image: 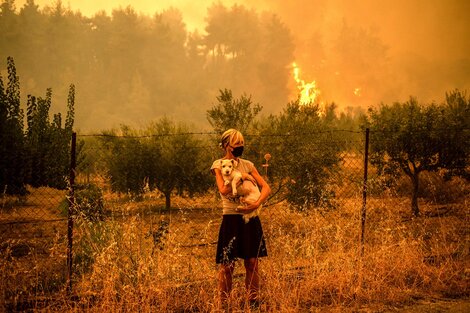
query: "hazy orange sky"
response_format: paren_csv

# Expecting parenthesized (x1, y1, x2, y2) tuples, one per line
(15, 0, 246, 31)
(14, 0, 469, 60)
(12, 0, 470, 106)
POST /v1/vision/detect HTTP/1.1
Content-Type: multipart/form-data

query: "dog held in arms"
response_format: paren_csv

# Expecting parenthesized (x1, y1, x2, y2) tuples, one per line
(220, 159, 261, 223)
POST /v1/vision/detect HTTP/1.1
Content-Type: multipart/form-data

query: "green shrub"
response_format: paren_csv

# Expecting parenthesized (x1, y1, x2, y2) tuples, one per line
(74, 183, 105, 221)
(59, 183, 105, 221)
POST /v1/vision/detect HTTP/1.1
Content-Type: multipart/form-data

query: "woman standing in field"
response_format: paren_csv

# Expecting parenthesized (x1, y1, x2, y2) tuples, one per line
(210, 128, 271, 308)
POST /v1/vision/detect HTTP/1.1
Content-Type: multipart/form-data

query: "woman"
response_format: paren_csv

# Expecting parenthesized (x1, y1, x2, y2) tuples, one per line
(210, 128, 271, 307)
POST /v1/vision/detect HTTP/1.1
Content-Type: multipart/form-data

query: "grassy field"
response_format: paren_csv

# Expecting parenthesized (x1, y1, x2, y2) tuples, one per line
(1, 185, 468, 312)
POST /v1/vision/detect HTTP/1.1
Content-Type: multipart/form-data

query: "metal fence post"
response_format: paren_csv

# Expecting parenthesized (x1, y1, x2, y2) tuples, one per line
(67, 132, 76, 295)
(360, 128, 369, 257)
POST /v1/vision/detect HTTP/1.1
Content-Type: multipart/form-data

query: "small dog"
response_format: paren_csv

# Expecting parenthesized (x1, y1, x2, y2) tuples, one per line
(220, 159, 262, 223)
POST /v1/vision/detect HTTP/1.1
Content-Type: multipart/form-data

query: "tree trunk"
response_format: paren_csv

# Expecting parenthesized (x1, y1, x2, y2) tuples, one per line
(411, 172, 420, 217)
(165, 192, 171, 209)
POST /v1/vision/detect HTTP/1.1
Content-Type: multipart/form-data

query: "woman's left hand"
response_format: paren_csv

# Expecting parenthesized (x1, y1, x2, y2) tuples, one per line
(241, 173, 257, 185)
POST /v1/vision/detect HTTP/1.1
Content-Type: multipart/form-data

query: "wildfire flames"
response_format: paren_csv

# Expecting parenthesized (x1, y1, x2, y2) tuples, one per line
(292, 62, 321, 106)
(354, 87, 361, 96)
(292, 63, 362, 112)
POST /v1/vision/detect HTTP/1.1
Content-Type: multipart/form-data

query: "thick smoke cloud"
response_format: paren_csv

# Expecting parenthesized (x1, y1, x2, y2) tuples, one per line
(10, 0, 470, 129)
(250, 0, 470, 106)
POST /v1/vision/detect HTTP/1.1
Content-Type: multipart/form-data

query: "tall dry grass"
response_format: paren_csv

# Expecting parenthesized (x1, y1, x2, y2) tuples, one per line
(1, 190, 468, 312)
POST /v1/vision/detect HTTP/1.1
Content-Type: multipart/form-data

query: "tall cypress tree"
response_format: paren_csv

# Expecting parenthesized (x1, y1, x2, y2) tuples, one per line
(1, 57, 75, 194)
(25, 85, 75, 189)
(65, 84, 75, 134)
(0, 71, 8, 194)
(26, 88, 51, 187)
(0, 57, 26, 195)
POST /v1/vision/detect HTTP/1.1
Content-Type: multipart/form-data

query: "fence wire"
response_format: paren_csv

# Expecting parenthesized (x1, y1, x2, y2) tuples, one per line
(0, 187, 68, 307)
(1, 130, 468, 309)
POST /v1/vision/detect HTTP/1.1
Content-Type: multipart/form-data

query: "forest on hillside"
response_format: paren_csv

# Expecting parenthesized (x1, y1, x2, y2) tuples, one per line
(1, 0, 439, 131)
(0, 0, 296, 130)
(2, 0, 469, 132)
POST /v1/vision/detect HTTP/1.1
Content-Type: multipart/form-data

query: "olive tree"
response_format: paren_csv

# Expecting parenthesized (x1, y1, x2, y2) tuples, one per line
(206, 88, 262, 135)
(102, 118, 213, 209)
(364, 90, 469, 216)
(256, 101, 342, 211)
(145, 118, 213, 209)
(100, 126, 155, 196)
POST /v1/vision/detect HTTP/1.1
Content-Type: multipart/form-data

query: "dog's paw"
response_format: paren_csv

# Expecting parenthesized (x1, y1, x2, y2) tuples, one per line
(232, 191, 238, 196)
(224, 180, 230, 186)
(236, 205, 242, 210)
(243, 215, 251, 223)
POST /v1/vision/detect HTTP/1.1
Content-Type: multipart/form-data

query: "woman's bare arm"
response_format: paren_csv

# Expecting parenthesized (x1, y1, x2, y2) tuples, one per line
(214, 168, 231, 196)
(238, 166, 271, 212)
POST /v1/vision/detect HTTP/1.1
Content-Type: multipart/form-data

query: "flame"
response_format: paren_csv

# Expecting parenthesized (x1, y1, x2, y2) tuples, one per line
(292, 62, 320, 105)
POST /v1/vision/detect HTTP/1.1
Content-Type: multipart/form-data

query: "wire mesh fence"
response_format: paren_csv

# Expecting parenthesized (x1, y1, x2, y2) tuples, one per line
(1, 129, 468, 309)
(0, 186, 68, 307)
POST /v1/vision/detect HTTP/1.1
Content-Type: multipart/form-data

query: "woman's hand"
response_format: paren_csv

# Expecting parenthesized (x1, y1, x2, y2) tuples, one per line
(236, 199, 259, 214)
(241, 173, 257, 185)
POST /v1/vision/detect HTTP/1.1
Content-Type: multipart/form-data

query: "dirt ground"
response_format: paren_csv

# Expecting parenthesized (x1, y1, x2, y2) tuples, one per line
(313, 298, 470, 313)
(383, 298, 470, 313)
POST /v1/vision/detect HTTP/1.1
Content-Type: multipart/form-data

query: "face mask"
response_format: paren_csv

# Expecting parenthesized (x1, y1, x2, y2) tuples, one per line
(232, 146, 244, 157)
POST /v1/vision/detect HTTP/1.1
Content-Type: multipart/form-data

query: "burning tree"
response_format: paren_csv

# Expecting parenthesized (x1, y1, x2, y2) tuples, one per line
(364, 90, 470, 216)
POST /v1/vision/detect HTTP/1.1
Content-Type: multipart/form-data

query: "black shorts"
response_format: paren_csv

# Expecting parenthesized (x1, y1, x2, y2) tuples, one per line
(216, 214, 268, 264)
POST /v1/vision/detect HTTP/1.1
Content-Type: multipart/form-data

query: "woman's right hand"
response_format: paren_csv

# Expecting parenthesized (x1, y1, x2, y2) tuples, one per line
(236, 199, 259, 214)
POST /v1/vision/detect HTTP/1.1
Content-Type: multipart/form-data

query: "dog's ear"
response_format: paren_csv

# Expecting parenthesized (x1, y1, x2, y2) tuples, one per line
(232, 159, 238, 167)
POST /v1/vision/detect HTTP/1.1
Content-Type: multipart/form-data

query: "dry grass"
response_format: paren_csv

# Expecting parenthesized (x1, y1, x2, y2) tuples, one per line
(1, 188, 469, 312)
